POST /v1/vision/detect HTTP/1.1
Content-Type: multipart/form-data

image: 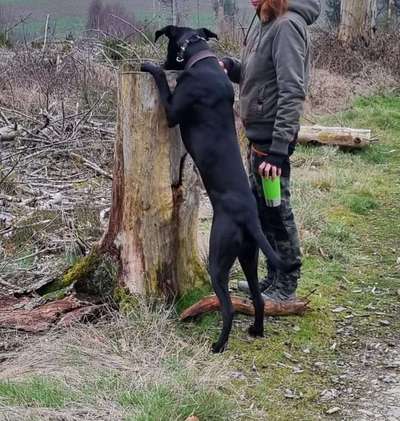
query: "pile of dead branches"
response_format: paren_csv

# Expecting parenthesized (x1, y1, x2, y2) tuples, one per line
(0, 44, 117, 295)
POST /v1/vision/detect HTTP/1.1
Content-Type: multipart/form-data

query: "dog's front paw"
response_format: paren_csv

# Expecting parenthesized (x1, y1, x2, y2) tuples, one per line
(211, 341, 227, 354)
(141, 62, 161, 74)
(248, 325, 264, 338)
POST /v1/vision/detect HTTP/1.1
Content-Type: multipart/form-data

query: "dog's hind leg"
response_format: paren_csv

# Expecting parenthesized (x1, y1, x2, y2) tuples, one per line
(209, 216, 239, 353)
(238, 240, 264, 338)
(210, 264, 234, 353)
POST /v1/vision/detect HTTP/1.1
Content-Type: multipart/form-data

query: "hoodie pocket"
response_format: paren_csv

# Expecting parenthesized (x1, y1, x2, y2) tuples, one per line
(255, 85, 268, 115)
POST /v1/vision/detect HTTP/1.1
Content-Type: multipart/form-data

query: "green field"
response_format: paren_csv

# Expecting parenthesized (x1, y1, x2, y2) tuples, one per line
(0, 0, 254, 39)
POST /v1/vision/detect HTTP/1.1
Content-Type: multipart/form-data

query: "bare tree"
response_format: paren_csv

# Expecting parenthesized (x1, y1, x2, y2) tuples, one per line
(212, 0, 238, 35)
(87, 0, 103, 31)
(0, 5, 12, 46)
(0, 6, 5, 30)
(0, 5, 13, 32)
(87, 0, 137, 37)
(338, 0, 377, 44)
(159, 0, 187, 26)
(386, 0, 400, 25)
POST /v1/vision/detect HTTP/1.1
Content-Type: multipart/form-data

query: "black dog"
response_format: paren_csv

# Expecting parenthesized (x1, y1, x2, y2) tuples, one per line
(141, 25, 297, 353)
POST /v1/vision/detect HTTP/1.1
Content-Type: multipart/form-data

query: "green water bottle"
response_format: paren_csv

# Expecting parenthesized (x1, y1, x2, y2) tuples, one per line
(262, 177, 281, 207)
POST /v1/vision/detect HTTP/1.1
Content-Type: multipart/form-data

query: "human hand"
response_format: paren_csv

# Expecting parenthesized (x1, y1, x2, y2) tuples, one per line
(258, 161, 282, 179)
(218, 60, 228, 74)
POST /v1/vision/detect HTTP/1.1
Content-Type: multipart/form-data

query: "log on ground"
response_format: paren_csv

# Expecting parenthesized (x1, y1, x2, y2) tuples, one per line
(298, 125, 374, 149)
(180, 295, 310, 321)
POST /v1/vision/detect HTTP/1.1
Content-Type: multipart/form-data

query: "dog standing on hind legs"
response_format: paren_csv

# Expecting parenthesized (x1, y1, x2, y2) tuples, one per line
(141, 25, 298, 353)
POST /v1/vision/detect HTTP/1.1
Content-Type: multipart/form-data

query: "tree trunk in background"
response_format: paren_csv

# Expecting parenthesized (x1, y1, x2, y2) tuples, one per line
(387, 0, 398, 27)
(338, 0, 377, 44)
(172, 0, 177, 25)
(100, 65, 207, 300)
(216, 1, 226, 34)
(214, 0, 227, 36)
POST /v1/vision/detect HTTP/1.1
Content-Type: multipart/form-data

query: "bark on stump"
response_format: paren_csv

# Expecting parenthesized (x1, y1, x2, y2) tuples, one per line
(101, 65, 207, 300)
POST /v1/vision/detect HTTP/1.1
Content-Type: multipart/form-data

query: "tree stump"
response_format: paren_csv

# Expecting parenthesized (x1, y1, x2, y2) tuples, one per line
(100, 65, 208, 300)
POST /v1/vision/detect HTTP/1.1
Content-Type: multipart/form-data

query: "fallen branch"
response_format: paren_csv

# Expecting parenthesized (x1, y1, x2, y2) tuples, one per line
(4, 13, 33, 35)
(298, 125, 375, 149)
(0, 110, 10, 125)
(0, 294, 106, 333)
(0, 279, 18, 291)
(0, 125, 19, 142)
(42, 14, 50, 51)
(70, 152, 112, 180)
(180, 295, 310, 321)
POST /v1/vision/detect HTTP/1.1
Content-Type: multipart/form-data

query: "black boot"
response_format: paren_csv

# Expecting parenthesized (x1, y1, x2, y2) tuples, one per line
(262, 275, 298, 302)
(237, 272, 276, 294)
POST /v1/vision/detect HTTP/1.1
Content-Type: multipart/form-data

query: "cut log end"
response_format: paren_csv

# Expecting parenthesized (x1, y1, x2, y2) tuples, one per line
(180, 295, 310, 321)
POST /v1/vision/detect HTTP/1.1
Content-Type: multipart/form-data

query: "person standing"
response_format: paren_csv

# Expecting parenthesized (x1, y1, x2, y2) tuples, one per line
(221, 0, 321, 301)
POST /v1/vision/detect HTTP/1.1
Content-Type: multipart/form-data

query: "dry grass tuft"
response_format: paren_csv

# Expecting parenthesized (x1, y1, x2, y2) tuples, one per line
(0, 302, 228, 382)
(307, 66, 398, 116)
(0, 302, 254, 420)
(312, 28, 400, 77)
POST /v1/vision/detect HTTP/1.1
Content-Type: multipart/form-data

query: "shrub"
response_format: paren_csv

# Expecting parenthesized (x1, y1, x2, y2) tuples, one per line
(0, 32, 12, 48)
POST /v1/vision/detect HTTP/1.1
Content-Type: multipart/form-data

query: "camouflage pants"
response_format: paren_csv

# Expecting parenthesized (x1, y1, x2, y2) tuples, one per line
(249, 151, 302, 291)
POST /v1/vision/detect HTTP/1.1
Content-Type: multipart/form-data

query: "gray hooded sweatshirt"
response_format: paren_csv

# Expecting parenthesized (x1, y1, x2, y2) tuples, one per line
(228, 0, 321, 157)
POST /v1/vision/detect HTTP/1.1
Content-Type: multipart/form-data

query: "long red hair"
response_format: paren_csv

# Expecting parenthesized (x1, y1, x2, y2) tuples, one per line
(259, 0, 288, 23)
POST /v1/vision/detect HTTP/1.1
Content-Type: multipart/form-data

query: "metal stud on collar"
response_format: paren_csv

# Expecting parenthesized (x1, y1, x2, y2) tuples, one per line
(176, 35, 207, 63)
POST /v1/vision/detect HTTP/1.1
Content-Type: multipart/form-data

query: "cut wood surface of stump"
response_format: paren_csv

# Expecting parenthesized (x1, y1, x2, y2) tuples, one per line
(101, 65, 207, 300)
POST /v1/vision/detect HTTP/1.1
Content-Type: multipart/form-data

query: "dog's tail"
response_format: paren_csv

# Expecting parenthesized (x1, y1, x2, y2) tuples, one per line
(245, 220, 300, 273)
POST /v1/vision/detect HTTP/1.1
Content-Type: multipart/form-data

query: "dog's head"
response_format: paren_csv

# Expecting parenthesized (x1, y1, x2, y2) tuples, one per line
(154, 25, 218, 70)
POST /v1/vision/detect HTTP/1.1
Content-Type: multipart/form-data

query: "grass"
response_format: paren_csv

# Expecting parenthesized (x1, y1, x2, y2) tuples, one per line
(343, 192, 379, 215)
(1, 94, 399, 420)
(120, 385, 234, 421)
(1, 0, 221, 40)
(0, 377, 76, 408)
(183, 94, 400, 419)
(0, 305, 248, 419)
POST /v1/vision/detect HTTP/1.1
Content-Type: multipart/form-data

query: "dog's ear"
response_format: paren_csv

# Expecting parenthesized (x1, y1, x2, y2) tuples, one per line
(197, 28, 219, 41)
(155, 25, 177, 42)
